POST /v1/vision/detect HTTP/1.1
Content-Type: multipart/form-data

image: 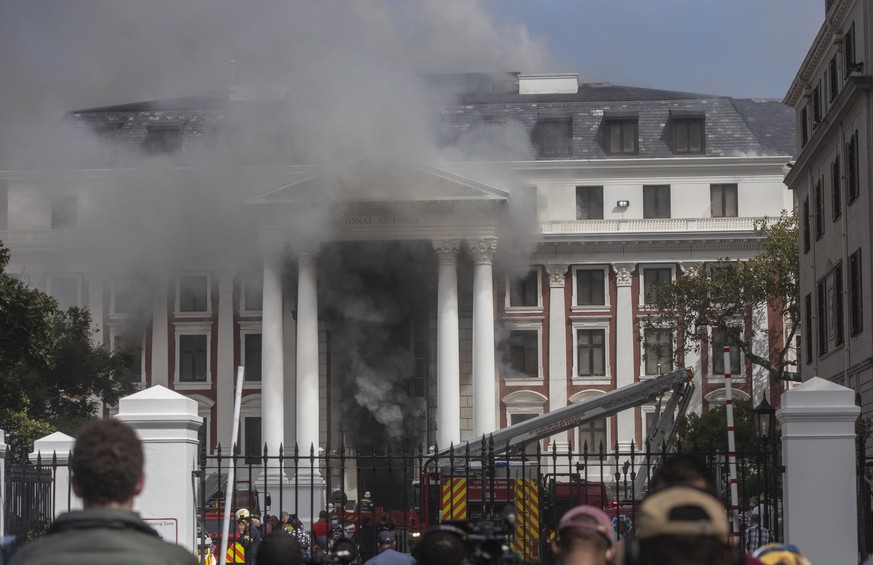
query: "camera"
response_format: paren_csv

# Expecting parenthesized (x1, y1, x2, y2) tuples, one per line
(422, 505, 520, 565)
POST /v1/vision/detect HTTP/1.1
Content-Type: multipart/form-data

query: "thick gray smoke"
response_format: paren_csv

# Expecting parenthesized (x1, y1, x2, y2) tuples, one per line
(0, 0, 555, 443)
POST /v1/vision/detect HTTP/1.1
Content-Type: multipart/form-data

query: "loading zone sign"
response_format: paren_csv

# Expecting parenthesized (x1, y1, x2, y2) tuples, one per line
(144, 518, 179, 543)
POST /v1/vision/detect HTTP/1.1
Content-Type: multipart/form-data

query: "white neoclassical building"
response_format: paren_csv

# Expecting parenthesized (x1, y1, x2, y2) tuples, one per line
(1, 73, 796, 488)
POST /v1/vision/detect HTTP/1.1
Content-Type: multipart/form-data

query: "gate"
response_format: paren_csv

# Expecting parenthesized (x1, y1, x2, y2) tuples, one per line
(4, 461, 55, 551)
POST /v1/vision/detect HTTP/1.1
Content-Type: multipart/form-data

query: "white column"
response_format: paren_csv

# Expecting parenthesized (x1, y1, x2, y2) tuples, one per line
(117, 385, 202, 552)
(150, 280, 169, 387)
(613, 263, 635, 450)
(216, 271, 235, 454)
(260, 245, 285, 468)
(777, 377, 860, 565)
(29, 432, 81, 516)
(433, 239, 462, 448)
(546, 264, 569, 450)
(469, 238, 498, 438)
(87, 275, 105, 347)
(283, 282, 298, 450)
(295, 245, 321, 460)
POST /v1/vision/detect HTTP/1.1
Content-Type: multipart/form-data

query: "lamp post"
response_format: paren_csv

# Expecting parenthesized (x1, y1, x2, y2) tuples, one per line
(753, 397, 778, 534)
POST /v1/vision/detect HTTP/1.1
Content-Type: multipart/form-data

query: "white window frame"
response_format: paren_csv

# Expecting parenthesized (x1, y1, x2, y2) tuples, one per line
(569, 390, 612, 465)
(240, 271, 263, 314)
(571, 266, 610, 311)
(110, 276, 133, 318)
(709, 321, 746, 382)
(642, 326, 675, 378)
(239, 320, 264, 388)
(504, 267, 543, 312)
(240, 394, 263, 461)
(703, 387, 751, 406)
(502, 320, 545, 385)
(188, 394, 215, 455)
(639, 265, 675, 308)
(109, 327, 145, 386)
(502, 390, 547, 444)
(174, 321, 212, 389)
(175, 272, 212, 317)
(46, 273, 83, 310)
(571, 317, 611, 385)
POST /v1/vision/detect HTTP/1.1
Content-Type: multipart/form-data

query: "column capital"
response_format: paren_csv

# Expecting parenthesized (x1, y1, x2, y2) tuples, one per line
(467, 237, 498, 264)
(432, 239, 461, 265)
(612, 263, 635, 287)
(291, 244, 320, 268)
(258, 242, 287, 266)
(216, 270, 236, 294)
(545, 264, 568, 288)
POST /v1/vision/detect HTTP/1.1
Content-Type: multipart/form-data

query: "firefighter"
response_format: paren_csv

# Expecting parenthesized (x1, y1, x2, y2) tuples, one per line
(360, 491, 374, 513)
(235, 508, 262, 564)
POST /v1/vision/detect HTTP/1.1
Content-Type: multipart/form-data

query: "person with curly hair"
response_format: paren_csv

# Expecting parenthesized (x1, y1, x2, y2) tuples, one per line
(9, 418, 197, 565)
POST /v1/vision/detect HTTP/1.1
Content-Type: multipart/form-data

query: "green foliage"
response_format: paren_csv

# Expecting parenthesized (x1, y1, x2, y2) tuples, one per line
(0, 241, 136, 461)
(677, 399, 761, 453)
(641, 210, 799, 382)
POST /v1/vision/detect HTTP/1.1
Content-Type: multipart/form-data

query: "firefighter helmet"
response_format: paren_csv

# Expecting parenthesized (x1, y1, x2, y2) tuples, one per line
(235, 508, 251, 521)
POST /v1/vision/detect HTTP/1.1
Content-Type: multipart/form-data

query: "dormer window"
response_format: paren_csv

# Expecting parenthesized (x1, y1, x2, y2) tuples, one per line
(532, 118, 572, 159)
(671, 113, 705, 154)
(605, 114, 638, 155)
(142, 124, 183, 155)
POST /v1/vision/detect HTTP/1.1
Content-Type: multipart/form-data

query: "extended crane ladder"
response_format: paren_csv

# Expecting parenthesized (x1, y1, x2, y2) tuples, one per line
(428, 367, 695, 466)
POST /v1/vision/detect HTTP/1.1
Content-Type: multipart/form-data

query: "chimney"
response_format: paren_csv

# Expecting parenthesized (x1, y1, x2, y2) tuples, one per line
(518, 74, 579, 95)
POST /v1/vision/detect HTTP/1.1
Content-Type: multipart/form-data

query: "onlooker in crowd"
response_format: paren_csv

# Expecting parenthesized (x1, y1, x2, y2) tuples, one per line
(285, 515, 311, 556)
(236, 508, 262, 564)
(412, 527, 469, 565)
(255, 532, 303, 565)
(633, 486, 735, 565)
(743, 511, 774, 554)
(375, 513, 396, 534)
(9, 418, 198, 565)
(363, 531, 415, 565)
(356, 515, 377, 563)
(280, 512, 293, 534)
(360, 491, 374, 513)
(312, 510, 330, 551)
(753, 543, 813, 565)
(649, 454, 718, 496)
(551, 505, 616, 565)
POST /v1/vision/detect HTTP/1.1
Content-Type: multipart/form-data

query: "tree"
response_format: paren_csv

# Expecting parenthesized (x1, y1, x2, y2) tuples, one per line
(677, 400, 758, 453)
(0, 241, 136, 460)
(640, 211, 799, 382)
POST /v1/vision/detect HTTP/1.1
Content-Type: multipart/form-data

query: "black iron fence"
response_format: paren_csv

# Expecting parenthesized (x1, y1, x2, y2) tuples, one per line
(198, 439, 784, 563)
(3, 454, 70, 552)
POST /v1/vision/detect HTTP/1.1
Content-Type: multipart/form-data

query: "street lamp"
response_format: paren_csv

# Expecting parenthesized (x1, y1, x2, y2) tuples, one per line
(753, 397, 776, 439)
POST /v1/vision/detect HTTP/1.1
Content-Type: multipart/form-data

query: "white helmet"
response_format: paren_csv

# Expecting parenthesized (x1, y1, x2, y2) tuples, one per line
(364, 491, 371, 498)
(235, 508, 251, 521)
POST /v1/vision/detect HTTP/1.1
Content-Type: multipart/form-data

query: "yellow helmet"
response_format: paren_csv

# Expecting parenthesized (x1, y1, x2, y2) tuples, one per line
(235, 508, 251, 521)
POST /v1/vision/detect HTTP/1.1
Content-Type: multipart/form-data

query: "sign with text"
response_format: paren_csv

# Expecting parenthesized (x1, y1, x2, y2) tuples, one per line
(144, 518, 179, 543)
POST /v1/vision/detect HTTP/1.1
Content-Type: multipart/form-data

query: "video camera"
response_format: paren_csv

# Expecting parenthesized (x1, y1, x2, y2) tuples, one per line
(424, 505, 520, 565)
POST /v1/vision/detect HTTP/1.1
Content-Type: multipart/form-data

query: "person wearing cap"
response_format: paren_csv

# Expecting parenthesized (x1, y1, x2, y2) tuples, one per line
(633, 486, 737, 565)
(551, 505, 616, 565)
(236, 508, 262, 564)
(743, 511, 774, 554)
(362, 530, 414, 565)
(752, 543, 812, 565)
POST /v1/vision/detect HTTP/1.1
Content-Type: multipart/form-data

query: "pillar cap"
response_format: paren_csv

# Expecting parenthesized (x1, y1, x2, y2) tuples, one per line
(30, 431, 76, 461)
(119, 385, 199, 418)
(780, 377, 858, 409)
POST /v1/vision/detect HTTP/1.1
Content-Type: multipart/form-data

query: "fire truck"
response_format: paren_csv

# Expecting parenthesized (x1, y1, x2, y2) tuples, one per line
(419, 367, 695, 562)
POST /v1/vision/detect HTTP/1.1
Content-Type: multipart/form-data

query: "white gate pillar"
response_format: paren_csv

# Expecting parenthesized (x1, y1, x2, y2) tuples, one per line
(777, 377, 859, 565)
(116, 385, 202, 552)
(29, 432, 80, 517)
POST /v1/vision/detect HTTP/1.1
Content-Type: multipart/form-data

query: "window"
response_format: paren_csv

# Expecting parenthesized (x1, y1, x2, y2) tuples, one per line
(710, 184, 738, 218)
(804, 293, 813, 364)
(606, 119, 638, 155)
(802, 196, 811, 253)
(817, 263, 844, 355)
(507, 330, 539, 379)
(644, 329, 673, 375)
(844, 22, 856, 79)
(179, 334, 208, 382)
(642, 268, 672, 305)
(179, 274, 209, 313)
(533, 118, 572, 158)
(575, 268, 606, 306)
(244, 416, 262, 464)
(47, 275, 81, 310)
(112, 277, 136, 315)
(114, 334, 143, 383)
(672, 117, 704, 154)
(577, 329, 606, 377)
(643, 185, 671, 219)
(814, 179, 824, 239)
(578, 417, 607, 454)
(832, 156, 842, 221)
(143, 125, 182, 155)
(848, 131, 859, 203)
(576, 186, 604, 220)
(850, 249, 863, 336)
(241, 272, 263, 311)
(51, 195, 77, 229)
(244, 333, 262, 382)
(800, 107, 809, 147)
(711, 328, 741, 376)
(829, 55, 839, 101)
(509, 269, 540, 308)
(812, 82, 822, 127)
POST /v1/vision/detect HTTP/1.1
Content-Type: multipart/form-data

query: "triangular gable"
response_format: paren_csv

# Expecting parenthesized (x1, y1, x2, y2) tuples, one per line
(247, 154, 509, 205)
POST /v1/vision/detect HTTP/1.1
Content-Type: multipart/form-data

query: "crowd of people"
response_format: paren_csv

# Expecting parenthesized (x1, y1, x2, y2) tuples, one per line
(4, 420, 819, 565)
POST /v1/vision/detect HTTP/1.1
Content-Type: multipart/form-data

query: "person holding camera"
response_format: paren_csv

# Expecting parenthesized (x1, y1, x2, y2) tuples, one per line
(362, 531, 414, 565)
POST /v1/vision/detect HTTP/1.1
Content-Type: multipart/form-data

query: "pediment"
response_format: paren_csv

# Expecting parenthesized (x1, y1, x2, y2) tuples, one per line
(247, 154, 509, 205)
